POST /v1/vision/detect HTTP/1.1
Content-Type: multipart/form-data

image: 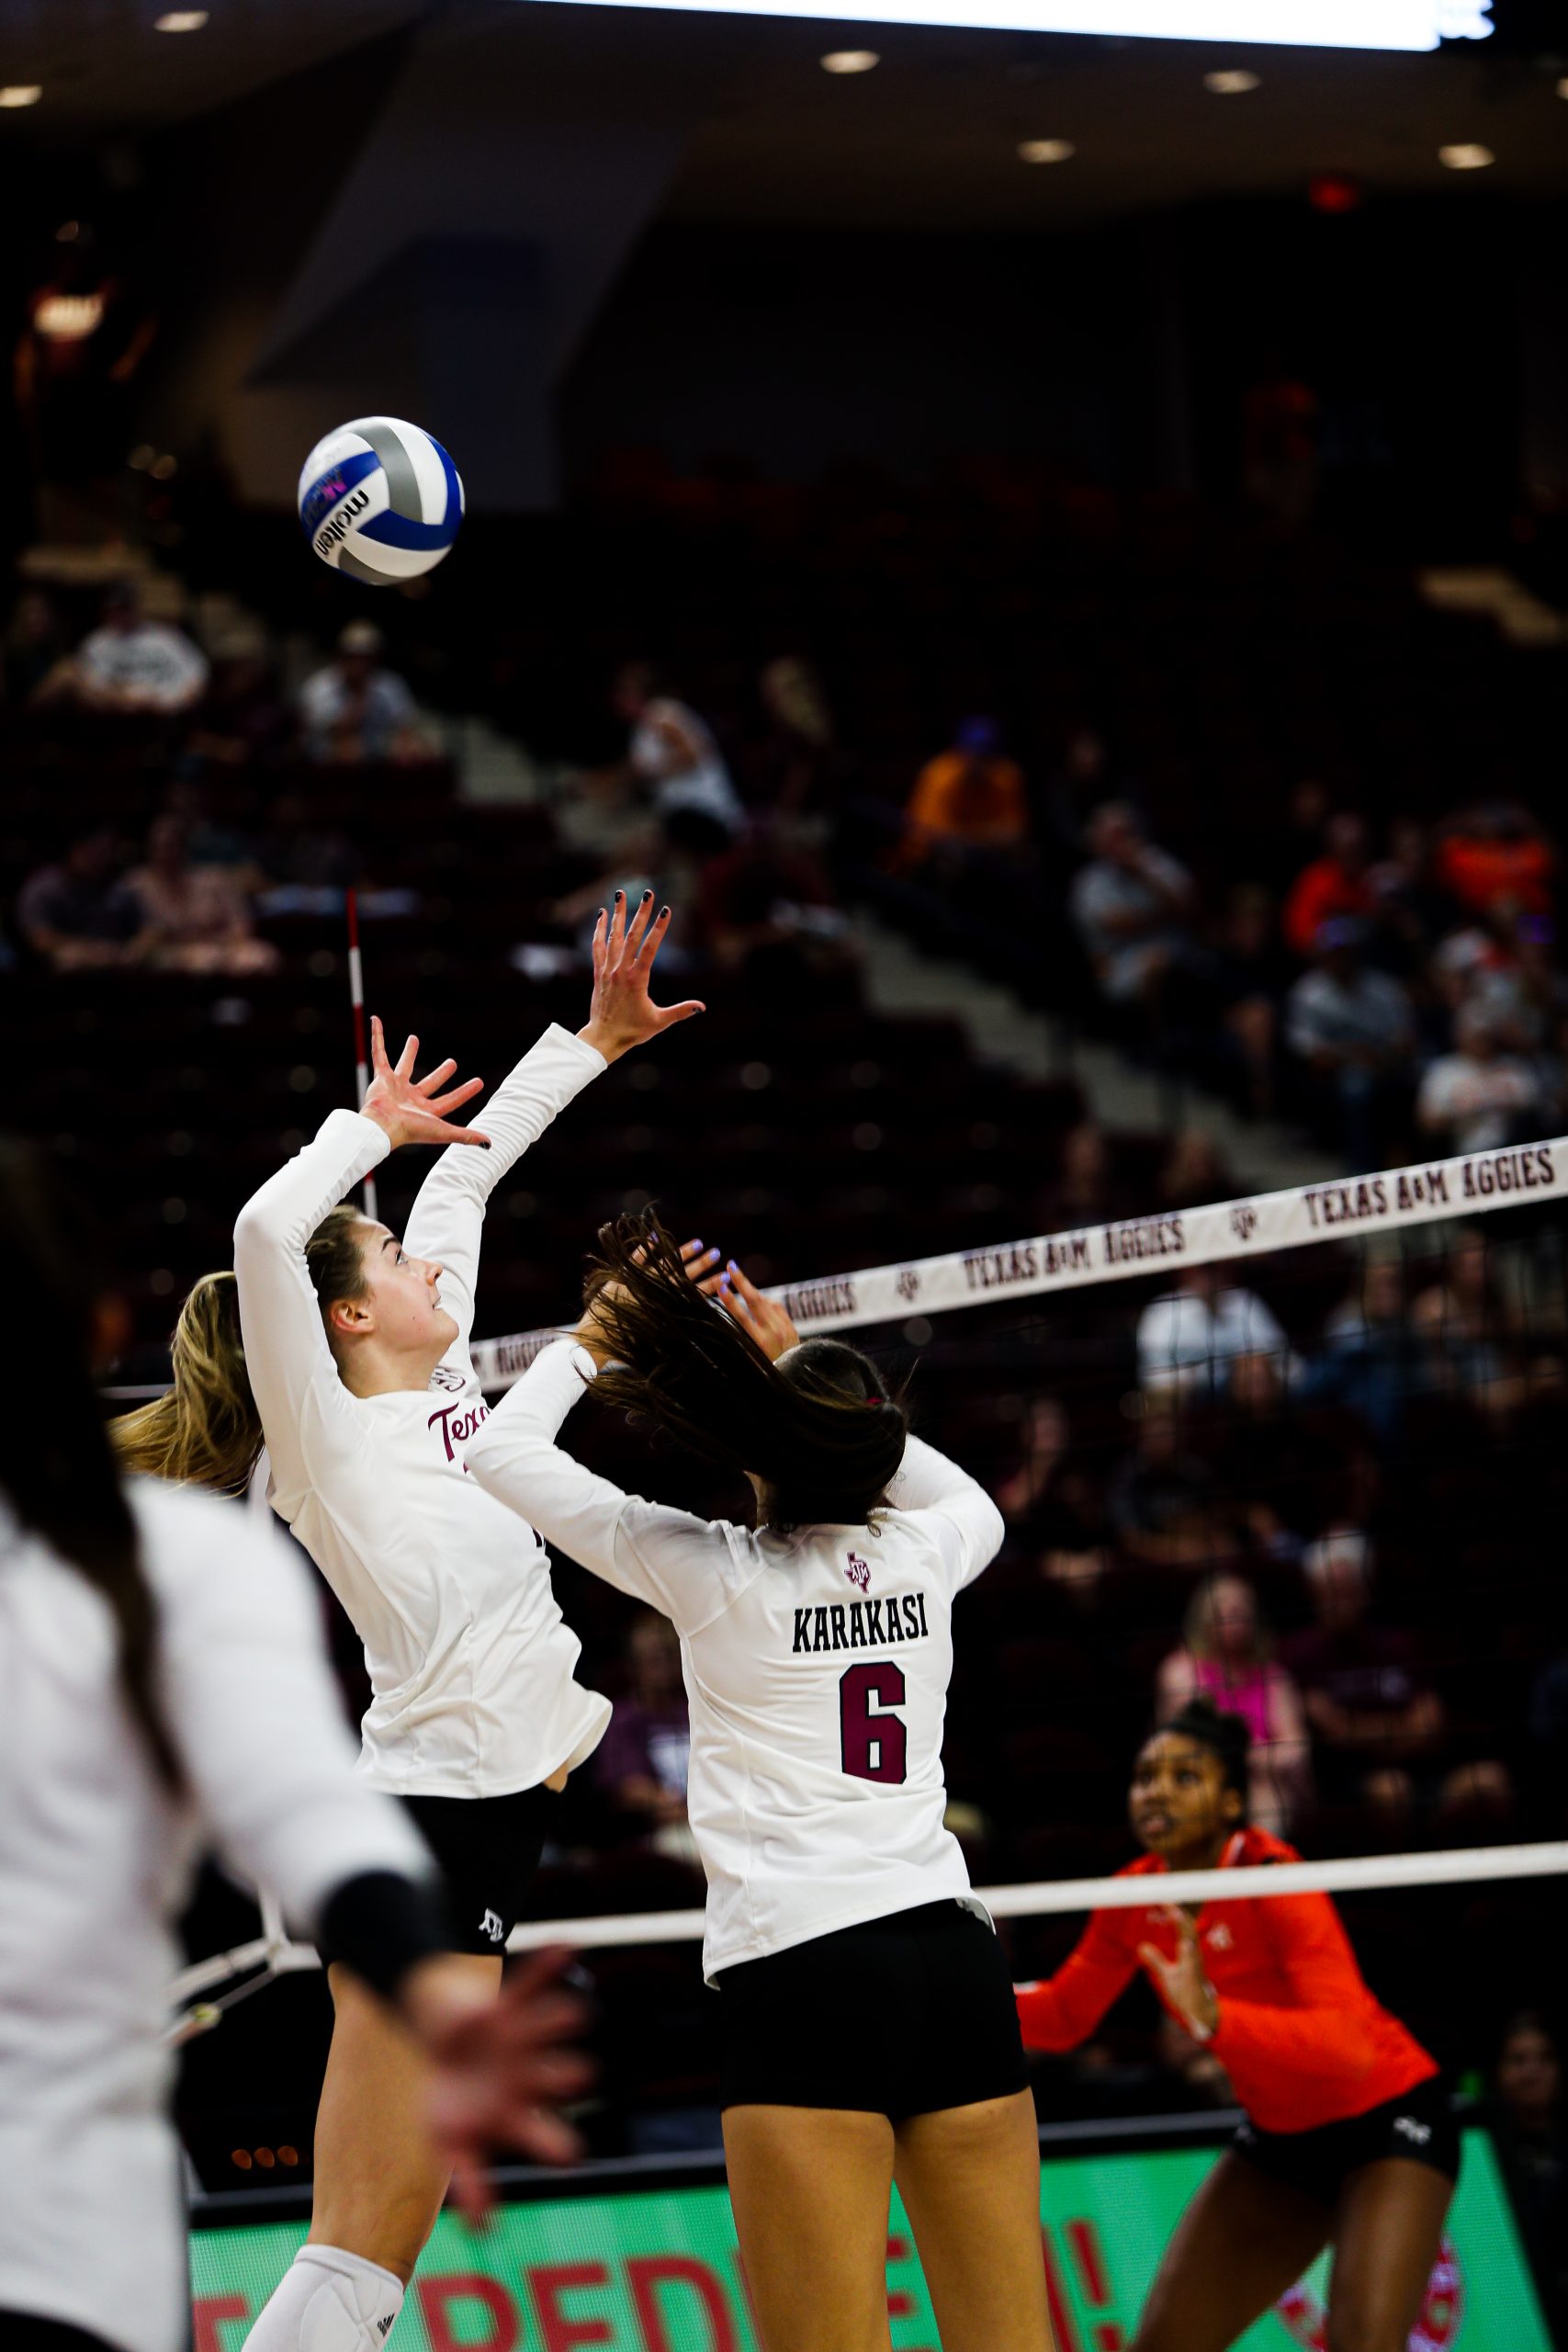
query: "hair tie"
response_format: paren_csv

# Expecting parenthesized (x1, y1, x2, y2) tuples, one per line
(866, 1395, 884, 1407)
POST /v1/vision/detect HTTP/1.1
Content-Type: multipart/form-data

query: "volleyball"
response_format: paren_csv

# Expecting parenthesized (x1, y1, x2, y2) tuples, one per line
(297, 414, 464, 585)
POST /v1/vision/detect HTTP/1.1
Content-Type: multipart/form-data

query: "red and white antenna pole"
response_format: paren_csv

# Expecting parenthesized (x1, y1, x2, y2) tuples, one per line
(346, 887, 378, 1222)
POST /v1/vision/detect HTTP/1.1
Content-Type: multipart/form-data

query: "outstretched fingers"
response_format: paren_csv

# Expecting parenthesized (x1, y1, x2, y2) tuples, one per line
(395, 1032, 420, 1080)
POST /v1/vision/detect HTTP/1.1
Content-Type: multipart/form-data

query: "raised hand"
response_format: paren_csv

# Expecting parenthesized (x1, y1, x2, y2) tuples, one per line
(579, 891, 705, 1066)
(409, 1948, 592, 2221)
(1137, 1907, 1219, 2041)
(713, 1258, 800, 1363)
(360, 1016, 492, 1151)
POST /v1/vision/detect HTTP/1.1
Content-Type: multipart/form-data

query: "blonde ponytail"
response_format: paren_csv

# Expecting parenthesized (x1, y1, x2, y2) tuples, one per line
(112, 1205, 372, 1495)
(111, 1272, 264, 1496)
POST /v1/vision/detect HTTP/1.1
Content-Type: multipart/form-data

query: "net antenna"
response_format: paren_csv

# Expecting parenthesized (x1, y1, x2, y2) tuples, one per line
(345, 887, 378, 1224)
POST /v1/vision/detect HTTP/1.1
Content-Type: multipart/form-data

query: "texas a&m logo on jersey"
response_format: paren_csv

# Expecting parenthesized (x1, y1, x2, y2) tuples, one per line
(845, 1552, 871, 1591)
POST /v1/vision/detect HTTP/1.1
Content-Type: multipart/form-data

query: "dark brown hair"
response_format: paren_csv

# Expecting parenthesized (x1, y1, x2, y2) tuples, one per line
(1, 1138, 182, 1790)
(585, 1212, 908, 1534)
(112, 1204, 369, 1494)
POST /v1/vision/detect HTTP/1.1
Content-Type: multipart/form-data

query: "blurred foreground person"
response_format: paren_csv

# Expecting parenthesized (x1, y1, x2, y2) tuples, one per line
(0, 1140, 587, 2352)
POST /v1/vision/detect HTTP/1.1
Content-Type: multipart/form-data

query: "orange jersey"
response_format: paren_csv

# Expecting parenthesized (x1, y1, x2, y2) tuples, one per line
(1015, 1826, 1437, 2134)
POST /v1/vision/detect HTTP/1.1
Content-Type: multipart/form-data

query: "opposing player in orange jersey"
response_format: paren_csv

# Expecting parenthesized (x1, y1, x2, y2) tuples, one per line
(1016, 1702, 1455, 2352)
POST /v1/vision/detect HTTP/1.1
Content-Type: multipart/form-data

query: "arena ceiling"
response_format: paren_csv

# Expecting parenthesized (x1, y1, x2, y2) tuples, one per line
(3, 0, 1565, 231)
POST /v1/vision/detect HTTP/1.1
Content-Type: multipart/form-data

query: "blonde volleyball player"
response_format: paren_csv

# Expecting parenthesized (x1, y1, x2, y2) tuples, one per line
(466, 1220, 1054, 2352)
(115, 894, 702, 2351)
(0, 1140, 589, 2352)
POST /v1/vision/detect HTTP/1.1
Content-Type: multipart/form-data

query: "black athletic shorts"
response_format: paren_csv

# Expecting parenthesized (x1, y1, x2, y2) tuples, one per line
(1231, 2071, 1461, 2206)
(716, 1898, 1029, 2120)
(319, 1783, 553, 1965)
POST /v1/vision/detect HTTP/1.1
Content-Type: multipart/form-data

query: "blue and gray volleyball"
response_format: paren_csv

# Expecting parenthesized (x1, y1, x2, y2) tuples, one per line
(297, 415, 464, 584)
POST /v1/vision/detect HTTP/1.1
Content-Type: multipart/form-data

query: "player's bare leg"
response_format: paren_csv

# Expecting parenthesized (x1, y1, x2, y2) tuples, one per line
(1128, 2152, 1331, 2352)
(723, 2105, 897, 2352)
(1326, 2158, 1452, 2352)
(310, 1955, 502, 2279)
(893, 2089, 1055, 2352)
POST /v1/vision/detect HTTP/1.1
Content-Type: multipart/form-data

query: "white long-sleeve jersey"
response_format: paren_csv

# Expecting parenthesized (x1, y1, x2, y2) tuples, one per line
(0, 1478, 430, 2352)
(467, 1341, 1005, 1979)
(232, 1023, 612, 1797)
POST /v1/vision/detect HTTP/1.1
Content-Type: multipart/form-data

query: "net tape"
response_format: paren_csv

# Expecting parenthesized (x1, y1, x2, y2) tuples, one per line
(468, 1136, 1568, 1388)
(171, 1839, 1568, 2016)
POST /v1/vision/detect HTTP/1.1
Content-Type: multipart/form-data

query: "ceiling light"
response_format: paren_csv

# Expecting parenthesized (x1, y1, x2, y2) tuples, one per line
(1204, 68, 1260, 92)
(0, 85, 42, 107)
(820, 49, 878, 73)
(1438, 141, 1494, 168)
(155, 10, 209, 29)
(1019, 137, 1076, 163)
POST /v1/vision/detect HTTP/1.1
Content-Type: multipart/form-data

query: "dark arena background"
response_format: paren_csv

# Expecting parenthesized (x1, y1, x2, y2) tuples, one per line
(3, 0, 1568, 2345)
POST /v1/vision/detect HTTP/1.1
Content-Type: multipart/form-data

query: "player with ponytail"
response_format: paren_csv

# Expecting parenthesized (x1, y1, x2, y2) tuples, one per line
(465, 1212, 1053, 2352)
(1015, 1700, 1457, 2352)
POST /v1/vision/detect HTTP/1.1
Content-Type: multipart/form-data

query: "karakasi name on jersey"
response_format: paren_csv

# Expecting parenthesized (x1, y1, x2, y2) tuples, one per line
(793, 1589, 931, 1654)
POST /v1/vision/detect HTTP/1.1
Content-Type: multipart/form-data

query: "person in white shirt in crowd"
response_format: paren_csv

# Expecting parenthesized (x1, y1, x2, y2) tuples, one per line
(1416, 1001, 1545, 1156)
(111, 892, 702, 2352)
(1137, 1261, 1292, 1402)
(298, 620, 429, 765)
(0, 1140, 588, 2352)
(465, 1222, 1052, 2352)
(1070, 800, 1199, 1012)
(1284, 917, 1416, 1171)
(41, 578, 209, 716)
(613, 659, 745, 838)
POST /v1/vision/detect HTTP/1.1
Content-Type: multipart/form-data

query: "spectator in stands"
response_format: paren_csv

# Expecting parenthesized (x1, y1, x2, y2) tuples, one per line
(1070, 802, 1199, 1020)
(187, 627, 289, 767)
(2, 586, 66, 703)
(1283, 813, 1377, 962)
(1284, 917, 1416, 1170)
(299, 620, 429, 765)
(1211, 882, 1290, 1117)
(612, 660, 743, 838)
(1156, 1573, 1311, 1833)
(753, 656, 840, 825)
(1409, 1228, 1519, 1413)
(1436, 799, 1555, 922)
(1204, 1347, 1337, 1561)
(594, 1613, 695, 1864)
(1490, 2013, 1568, 2335)
(1045, 1119, 1124, 1229)
(904, 717, 1030, 864)
(1137, 1263, 1290, 1402)
(694, 821, 853, 989)
(1369, 818, 1455, 970)
(1416, 1001, 1546, 1155)
(996, 1396, 1106, 1589)
(1471, 915, 1568, 1053)
(252, 789, 359, 910)
(44, 579, 208, 717)
(124, 814, 278, 976)
(1108, 1405, 1215, 1567)
(1283, 1530, 1509, 1825)
(1041, 727, 1129, 859)
(1308, 1250, 1416, 1439)
(17, 830, 145, 968)
(1156, 1130, 1230, 1213)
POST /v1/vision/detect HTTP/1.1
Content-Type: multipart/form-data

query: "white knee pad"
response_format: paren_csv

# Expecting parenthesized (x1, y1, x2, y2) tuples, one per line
(243, 2245, 404, 2352)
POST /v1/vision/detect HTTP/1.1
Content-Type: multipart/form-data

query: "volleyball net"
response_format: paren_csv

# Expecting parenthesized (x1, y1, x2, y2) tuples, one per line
(173, 1128, 1568, 2106)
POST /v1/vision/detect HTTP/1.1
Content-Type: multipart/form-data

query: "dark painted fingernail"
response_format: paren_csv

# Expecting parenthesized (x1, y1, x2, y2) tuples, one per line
(642, 889, 654, 903)
(660, 904, 671, 919)
(615, 888, 625, 903)
(597, 907, 605, 920)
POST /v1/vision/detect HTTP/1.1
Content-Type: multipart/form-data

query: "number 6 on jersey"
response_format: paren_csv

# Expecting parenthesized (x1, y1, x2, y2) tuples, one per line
(840, 1662, 908, 1784)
